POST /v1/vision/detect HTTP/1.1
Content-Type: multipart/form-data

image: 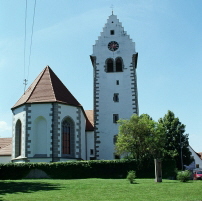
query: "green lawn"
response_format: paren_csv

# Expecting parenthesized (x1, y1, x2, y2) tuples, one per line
(0, 179, 201, 201)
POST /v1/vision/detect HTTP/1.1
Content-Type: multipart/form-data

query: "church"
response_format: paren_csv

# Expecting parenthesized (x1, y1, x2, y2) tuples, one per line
(10, 13, 139, 162)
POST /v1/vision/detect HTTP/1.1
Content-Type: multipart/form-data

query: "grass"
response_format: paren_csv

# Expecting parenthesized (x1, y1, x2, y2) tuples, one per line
(0, 179, 202, 201)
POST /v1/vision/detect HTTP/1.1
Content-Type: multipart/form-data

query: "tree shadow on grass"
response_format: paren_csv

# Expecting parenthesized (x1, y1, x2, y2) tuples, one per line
(0, 181, 61, 200)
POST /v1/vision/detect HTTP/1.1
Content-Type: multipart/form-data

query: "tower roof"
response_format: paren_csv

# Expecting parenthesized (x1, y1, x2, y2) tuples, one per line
(12, 66, 82, 109)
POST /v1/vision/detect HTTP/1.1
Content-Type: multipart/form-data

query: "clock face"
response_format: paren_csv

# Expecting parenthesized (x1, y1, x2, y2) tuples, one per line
(108, 41, 119, 51)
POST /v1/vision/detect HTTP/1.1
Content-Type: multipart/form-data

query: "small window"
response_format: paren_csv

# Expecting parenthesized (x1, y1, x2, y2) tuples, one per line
(113, 93, 119, 102)
(116, 80, 119, 85)
(113, 114, 119, 123)
(110, 30, 114, 35)
(196, 164, 199, 168)
(90, 149, 94, 155)
(114, 154, 120, 159)
(113, 135, 118, 144)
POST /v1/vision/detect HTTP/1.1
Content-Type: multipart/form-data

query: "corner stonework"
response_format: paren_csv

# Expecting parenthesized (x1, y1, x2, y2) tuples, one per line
(26, 104, 32, 158)
(51, 103, 61, 162)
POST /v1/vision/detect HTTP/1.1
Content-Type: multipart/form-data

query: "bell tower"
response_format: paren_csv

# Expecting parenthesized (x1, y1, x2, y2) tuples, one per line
(90, 14, 138, 160)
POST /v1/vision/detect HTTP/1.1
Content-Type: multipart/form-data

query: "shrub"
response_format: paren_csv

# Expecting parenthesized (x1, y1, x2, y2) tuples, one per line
(0, 159, 176, 180)
(126, 170, 136, 184)
(177, 170, 191, 182)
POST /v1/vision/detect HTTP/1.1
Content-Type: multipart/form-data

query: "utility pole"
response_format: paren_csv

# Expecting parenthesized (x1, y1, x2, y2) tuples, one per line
(180, 127, 184, 170)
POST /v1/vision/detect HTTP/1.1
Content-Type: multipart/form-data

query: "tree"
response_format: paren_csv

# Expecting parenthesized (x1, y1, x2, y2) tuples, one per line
(115, 114, 166, 163)
(158, 110, 193, 170)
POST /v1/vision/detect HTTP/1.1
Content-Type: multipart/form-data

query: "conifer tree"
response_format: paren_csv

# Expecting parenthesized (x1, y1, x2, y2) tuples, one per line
(158, 110, 193, 170)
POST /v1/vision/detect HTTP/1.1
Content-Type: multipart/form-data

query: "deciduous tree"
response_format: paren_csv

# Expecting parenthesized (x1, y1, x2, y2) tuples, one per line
(116, 114, 166, 163)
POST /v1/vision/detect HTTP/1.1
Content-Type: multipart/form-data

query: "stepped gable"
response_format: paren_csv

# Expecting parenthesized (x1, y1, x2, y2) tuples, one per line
(95, 14, 133, 45)
(12, 66, 82, 109)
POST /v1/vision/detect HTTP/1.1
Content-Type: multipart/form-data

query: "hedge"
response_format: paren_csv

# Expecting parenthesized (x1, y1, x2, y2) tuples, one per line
(0, 159, 176, 180)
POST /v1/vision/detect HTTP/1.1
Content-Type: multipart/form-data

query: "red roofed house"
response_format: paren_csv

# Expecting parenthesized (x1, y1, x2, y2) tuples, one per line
(0, 138, 12, 163)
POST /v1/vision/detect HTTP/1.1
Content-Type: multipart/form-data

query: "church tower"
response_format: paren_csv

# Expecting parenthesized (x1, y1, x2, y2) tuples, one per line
(90, 13, 139, 160)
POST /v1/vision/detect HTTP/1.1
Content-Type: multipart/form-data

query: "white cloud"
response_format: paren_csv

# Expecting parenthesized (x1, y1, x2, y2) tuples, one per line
(0, 121, 12, 132)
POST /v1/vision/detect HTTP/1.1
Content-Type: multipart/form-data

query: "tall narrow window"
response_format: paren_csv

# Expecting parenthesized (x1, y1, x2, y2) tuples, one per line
(107, 58, 114, 72)
(116, 80, 119, 85)
(15, 120, 22, 157)
(115, 58, 123, 72)
(62, 120, 71, 154)
(90, 149, 94, 155)
(62, 117, 75, 157)
(113, 93, 119, 102)
(113, 114, 119, 123)
(113, 135, 118, 144)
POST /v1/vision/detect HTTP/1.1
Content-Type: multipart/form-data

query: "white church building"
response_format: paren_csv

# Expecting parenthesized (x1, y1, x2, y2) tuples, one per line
(0, 13, 201, 168)
(5, 13, 139, 163)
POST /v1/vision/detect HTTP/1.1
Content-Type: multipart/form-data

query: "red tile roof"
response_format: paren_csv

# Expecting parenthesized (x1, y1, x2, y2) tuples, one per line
(85, 110, 94, 131)
(197, 152, 202, 159)
(0, 138, 12, 156)
(12, 66, 82, 109)
(11, 66, 93, 135)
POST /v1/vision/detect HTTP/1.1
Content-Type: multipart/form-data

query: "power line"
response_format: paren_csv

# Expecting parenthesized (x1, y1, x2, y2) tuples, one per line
(27, 0, 36, 81)
(23, 0, 37, 93)
(23, 0, 27, 82)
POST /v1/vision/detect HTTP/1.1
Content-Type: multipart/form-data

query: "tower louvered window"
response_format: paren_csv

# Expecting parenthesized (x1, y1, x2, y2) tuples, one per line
(107, 58, 114, 72)
(115, 58, 123, 72)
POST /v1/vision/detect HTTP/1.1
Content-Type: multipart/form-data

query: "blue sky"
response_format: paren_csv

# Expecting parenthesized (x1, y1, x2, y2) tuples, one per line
(0, 0, 202, 152)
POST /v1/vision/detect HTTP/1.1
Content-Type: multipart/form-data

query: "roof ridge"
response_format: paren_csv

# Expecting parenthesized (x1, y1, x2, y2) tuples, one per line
(47, 66, 57, 102)
(27, 67, 47, 102)
(12, 67, 48, 109)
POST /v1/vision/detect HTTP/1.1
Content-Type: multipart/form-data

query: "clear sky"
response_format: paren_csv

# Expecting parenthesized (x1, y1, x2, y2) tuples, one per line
(0, 0, 201, 152)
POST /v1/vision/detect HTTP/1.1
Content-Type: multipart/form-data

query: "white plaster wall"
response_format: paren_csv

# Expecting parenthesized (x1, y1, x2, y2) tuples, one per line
(0, 156, 11, 163)
(86, 131, 94, 160)
(79, 109, 87, 160)
(12, 105, 26, 159)
(28, 158, 52, 163)
(189, 146, 202, 168)
(92, 15, 137, 159)
(29, 104, 52, 157)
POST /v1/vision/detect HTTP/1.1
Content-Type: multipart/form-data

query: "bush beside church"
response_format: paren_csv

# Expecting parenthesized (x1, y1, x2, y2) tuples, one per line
(0, 159, 176, 180)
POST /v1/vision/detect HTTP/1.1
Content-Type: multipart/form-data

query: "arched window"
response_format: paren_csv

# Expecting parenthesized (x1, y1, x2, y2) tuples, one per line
(15, 120, 22, 157)
(115, 58, 123, 72)
(62, 118, 74, 156)
(107, 58, 114, 72)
